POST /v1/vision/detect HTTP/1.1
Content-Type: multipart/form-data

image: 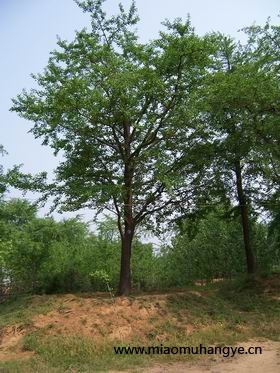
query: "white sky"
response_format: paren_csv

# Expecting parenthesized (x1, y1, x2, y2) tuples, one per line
(0, 0, 279, 229)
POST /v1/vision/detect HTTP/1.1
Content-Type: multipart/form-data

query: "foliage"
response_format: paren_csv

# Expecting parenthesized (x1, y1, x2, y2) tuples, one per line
(160, 209, 278, 287)
(9, 2, 214, 228)
(89, 269, 112, 292)
(0, 197, 279, 296)
(0, 199, 163, 294)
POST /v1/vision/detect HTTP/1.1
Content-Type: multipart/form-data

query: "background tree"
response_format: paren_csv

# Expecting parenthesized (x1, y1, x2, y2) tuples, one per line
(10, 0, 214, 295)
(191, 31, 280, 274)
(0, 199, 166, 295)
(242, 20, 280, 213)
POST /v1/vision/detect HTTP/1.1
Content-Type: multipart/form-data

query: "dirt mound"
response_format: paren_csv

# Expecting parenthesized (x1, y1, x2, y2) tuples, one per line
(0, 278, 278, 365)
(0, 292, 184, 360)
(32, 294, 177, 341)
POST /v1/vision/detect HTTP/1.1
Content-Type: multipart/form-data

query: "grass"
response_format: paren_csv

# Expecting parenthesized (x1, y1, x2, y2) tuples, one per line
(0, 334, 150, 373)
(0, 294, 55, 328)
(0, 274, 279, 372)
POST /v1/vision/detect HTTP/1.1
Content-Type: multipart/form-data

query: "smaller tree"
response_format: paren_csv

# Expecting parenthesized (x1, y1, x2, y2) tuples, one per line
(191, 30, 280, 274)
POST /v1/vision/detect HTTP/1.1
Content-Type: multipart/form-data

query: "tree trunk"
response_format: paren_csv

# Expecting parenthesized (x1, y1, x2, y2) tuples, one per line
(118, 226, 134, 296)
(117, 120, 135, 296)
(234, 160, 256, 274)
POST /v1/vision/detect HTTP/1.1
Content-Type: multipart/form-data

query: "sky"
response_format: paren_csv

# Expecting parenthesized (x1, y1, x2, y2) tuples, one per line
(0, 0, 279, 231)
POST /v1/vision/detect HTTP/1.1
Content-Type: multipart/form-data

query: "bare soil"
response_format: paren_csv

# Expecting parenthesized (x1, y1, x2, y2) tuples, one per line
(0, 325, 34, 361)
(0, 292, 192, 360)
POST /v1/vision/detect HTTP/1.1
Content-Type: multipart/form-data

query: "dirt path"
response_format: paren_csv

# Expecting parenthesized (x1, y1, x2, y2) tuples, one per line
(145, 341, 280, 373)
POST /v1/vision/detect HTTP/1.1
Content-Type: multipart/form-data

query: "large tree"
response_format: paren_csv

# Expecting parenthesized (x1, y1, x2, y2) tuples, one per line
(10, 0, 213, 295)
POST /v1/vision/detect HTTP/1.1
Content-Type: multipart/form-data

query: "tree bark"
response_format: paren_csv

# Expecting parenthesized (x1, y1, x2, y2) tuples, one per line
(234, 160, 256, 274)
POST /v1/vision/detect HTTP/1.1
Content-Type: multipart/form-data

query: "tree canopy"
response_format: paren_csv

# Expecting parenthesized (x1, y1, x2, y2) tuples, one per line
(10, 0, 216, 294)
